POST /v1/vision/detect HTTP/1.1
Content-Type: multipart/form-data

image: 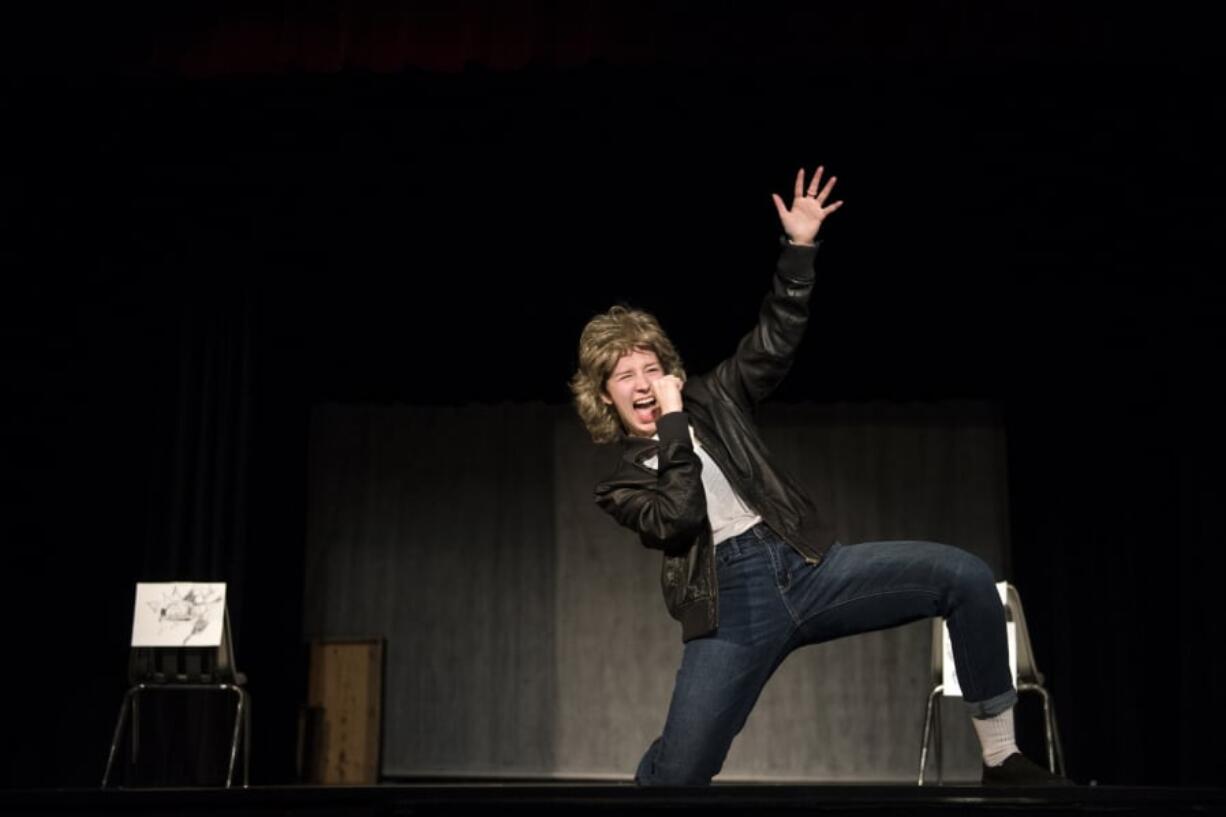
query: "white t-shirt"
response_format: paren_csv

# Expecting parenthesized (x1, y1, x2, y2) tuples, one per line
(645, 424, 763, 545)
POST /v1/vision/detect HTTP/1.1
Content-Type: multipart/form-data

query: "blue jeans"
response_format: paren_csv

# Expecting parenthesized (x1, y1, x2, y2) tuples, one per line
(635, 523, 1017, 786)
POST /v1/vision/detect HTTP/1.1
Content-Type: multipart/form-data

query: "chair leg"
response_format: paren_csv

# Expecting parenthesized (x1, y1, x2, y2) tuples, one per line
(1018, 683, 1066, 776)
(226, 687, 245, 789)
(1032, 686, 1057, 773)
(131, 693, 140, 764)
(1045, 693, 1067, 776)
(102, 688, 139, 788)
(917, 684, 943, 785)
(243, 693, 252, 788)
(934, 695, 943, 785)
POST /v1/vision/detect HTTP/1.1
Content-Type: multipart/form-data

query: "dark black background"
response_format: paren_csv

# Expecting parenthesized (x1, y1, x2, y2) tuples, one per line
(3, 3, 1223, 787)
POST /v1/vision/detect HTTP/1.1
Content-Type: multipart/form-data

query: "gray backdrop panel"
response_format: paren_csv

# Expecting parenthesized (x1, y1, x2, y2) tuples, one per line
(305, 401, 1009, 781)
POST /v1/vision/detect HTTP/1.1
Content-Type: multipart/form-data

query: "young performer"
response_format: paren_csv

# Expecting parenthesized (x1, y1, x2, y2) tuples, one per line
(569, 166, 1070, 786)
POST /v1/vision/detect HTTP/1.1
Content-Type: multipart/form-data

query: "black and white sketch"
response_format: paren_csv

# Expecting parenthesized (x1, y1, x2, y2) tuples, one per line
(130, 582, 227, 647)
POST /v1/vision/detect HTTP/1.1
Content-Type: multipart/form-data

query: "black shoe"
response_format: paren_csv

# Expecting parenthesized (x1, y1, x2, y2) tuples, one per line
(981, 753, 1074, 786)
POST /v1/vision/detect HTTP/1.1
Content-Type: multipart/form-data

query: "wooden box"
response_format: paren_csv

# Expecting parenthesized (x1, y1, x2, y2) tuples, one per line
(305, 637, 384, 784)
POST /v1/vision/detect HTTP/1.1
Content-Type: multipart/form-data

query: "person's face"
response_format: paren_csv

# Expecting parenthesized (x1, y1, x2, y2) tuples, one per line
(601, 347, 666, 438)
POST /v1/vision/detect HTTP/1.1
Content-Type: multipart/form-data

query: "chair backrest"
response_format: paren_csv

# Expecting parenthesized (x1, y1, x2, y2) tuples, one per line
(1004, 583, 1044, 686)
(128, 607, 242, 685)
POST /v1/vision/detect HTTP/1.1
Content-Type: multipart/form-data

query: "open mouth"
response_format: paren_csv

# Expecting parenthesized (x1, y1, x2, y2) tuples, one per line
(632, 397, 658, 422)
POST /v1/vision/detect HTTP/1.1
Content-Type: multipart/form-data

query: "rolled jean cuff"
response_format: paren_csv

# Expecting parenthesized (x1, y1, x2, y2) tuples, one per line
(966, 687, 1018, 719)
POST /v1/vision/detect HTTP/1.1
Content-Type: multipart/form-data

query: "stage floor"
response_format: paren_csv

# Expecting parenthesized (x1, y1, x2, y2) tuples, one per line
(4, 783, 1225, 817)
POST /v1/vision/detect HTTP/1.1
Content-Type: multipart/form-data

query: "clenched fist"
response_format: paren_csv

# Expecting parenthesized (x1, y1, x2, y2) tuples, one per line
(651, 375, 685, 415)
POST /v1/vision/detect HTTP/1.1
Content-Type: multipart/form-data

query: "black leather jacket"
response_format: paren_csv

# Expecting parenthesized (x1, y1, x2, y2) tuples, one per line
(593, 241, 836, 641)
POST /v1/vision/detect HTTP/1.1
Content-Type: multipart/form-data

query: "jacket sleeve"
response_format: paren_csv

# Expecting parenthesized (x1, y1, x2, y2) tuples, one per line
(708, 240, 818, 410)
(593, 413, 708, 547)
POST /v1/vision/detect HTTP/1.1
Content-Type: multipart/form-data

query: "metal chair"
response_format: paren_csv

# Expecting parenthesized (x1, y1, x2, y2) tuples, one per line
(917, 582, 1065, 785)
(102, 607, 250, 788)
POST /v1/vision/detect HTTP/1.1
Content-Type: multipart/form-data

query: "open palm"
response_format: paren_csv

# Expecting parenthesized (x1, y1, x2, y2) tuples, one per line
(771, 166, 843, 245)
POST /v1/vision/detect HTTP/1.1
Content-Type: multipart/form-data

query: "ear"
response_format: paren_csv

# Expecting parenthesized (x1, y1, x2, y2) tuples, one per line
(599, 390, 613, 406)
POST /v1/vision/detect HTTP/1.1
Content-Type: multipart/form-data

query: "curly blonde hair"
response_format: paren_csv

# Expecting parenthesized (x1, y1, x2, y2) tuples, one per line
(570, 306, 687, 444)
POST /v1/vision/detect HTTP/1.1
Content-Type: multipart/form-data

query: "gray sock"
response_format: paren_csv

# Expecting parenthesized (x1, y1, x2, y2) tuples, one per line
(972, 707, 1019, 767)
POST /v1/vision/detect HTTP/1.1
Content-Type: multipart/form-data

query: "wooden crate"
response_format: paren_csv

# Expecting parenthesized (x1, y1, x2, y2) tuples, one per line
(306, 637, 384, 784)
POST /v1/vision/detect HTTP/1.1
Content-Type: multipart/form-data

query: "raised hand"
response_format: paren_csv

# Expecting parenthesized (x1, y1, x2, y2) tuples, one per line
(771, 166, 843, 246)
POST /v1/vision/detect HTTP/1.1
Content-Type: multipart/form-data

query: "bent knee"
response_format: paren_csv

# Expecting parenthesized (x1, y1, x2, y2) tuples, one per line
(937, 546, 997, 598)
